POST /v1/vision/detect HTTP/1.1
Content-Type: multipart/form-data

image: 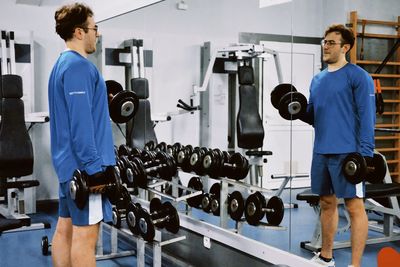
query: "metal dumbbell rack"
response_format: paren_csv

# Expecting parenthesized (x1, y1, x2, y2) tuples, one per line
(95, 173, 202, 267)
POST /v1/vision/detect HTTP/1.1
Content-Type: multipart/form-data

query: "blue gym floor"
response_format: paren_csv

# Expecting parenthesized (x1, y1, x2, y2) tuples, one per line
(0, 189, 399, 267)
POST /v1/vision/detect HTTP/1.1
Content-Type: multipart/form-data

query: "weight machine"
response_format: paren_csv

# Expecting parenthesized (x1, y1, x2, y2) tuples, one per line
(0, 30, 49, 235)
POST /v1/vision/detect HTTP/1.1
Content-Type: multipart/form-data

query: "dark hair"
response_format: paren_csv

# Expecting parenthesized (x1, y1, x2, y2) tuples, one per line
(55, 3, 93, 41)
(324, 24, 355, 51)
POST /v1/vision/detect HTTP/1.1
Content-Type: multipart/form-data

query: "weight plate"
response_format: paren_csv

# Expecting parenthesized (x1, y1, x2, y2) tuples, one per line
(106, 80, 123, 104)
(278, 91, 307, 120)
(109, 91, 139, 123)
(126, 202, 141, 235)
(366, 153, 387, 184)
(244, 192, 265, 226)
(138, 208, 155, 242)
(271, 83, 296, 109)
(228, 191, 244, 221)
(164, 202, 180, 234)
(186, 177, 203, 208)
(342, 153, 366, 184)
(265, 196, 284, 226)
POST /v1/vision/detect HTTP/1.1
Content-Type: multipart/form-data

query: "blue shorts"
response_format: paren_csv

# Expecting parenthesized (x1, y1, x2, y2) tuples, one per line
(311, 153, 365, 198)
(59, 180, 113, 226)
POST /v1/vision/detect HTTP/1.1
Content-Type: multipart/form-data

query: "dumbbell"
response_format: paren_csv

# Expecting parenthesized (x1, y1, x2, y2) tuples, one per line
(106, 80, 139, 123)
(227, 191, 245, 221)
(111, 186, 132, 229)
(137, 198, 180, 242)
(41, 236, 51, 256)
(202, 149, 231, 178)
(69, 166, 122, 210)
(176, 145, 194, 173)
(244, 191, 284, 226)
(342, 152, 387, 184)
(154, 141, 167, 152)
(144, 141, 156, 151)
(186, 177, 204, 208)
(125, 201, 143, 235)
(270, 83, 307, 120)
(125, 151, 177, 188)
(189, 147, 210, 175)
(202, 183, 221, 214)
(166, 142, 183, 161)
(222, 152, 250, 180)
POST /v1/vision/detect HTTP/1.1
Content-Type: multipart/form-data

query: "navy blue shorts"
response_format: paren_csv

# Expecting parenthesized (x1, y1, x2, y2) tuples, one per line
(58, 180, 113, 226)
(311, 153, 365, 198)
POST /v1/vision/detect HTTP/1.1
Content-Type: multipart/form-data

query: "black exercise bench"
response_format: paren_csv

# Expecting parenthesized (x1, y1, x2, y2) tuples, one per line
(297, 182, 400, 251)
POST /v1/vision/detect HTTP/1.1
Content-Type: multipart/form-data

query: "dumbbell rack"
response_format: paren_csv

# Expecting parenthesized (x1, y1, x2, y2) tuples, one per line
(96, 203, 186, 267)
(215, 177, 287, 232)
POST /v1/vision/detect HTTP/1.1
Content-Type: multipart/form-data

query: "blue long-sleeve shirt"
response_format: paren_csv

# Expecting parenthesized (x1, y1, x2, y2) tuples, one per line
(305, 63, 375, 157)
(48, 50, 115, 183)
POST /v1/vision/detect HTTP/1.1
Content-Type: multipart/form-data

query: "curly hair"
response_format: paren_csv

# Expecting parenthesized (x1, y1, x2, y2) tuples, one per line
(55, 3, 93, 41)
(324, 24, 355, 51)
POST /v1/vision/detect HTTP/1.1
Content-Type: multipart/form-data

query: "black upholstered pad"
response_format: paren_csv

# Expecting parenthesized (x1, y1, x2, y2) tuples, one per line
(237, 85, 264, 149)
(0, 75, 34, 178)
(297, 183, 400, 204)
(0, 218, 23, 233)
(130, 100, 157, 149)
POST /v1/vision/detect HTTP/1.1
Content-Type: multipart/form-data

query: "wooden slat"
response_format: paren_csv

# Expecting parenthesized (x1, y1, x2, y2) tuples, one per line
(375, 123, 400, 127)
(357, 60, 400, 66)
(389, 171, 399, 177)
(375, 136, 399, 140)
(381, 86, 400, 91)
(357, 33, 399, 39)
(382, 111, 400, 115)
(376, 147, 400, 152)
(371, 73, 400, 78)
(386, 160, 400, 164)
(357, 19, 400, 27)
(382, 99, 400, 104)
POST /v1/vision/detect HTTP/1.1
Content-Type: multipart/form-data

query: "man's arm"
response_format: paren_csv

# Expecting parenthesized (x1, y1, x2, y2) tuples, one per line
(354, 71, 375, 157)
(64, 62, 103, 175)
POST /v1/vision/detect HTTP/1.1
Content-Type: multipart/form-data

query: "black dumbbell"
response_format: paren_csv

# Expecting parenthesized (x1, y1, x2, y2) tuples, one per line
(189, 147, 210, 175)
(111, 186, 132, 228)
(154, 142, 167, 152)
(342, 152, 387, 184)
(202, 183, 221, 214)
(41, 236, 51, 256)
(144, 141, 156, 151)
(176, 145, 193, 172)
(270, 83, 307, 120)
(186, 177, 204, 208)
(227, 191, 245, 221)
(125, 201, 143, 235)
(224, 153, 250, 180)
(167, 142, 183, 161)
(137, 198, 180, 242)
(125, 151, 177, 188)
(69, 166, 122, 210)
(244, 192, 284, 226)
(106, 80, 139, 123)
(116, 155, 132, 185)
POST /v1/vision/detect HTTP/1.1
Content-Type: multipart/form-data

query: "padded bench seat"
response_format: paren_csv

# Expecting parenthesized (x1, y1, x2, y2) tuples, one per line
(297, 183, 400, 206)
(0, 218, 23, 234)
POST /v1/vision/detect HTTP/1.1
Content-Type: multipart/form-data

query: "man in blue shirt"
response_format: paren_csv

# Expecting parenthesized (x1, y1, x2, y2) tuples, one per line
(48, 3, 115, 267)
(304, 25, 375, 267)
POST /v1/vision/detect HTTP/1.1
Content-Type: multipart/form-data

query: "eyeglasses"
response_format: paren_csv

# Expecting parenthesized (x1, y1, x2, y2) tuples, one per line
(321, 39, 342, 47)
(82, 25, 98, 34)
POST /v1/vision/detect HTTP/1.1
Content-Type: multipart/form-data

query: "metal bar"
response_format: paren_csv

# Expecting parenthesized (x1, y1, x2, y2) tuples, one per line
(159, 235, 186, 247)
